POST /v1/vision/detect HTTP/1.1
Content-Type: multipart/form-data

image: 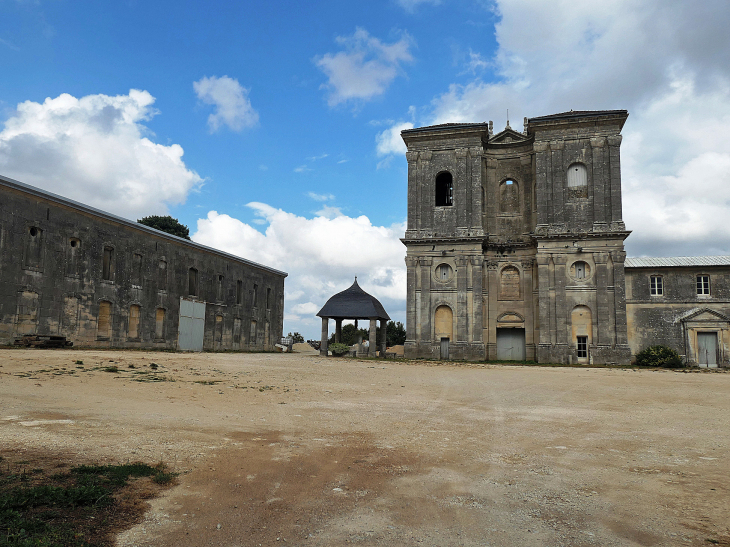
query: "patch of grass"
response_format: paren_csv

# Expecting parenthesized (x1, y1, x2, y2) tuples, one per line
(102, 366, 118, 373)
(0, 459, 176, 547)
(75, 360, 84, 365)
(149, 363, 158, 370)
(193, 380, 219, 385)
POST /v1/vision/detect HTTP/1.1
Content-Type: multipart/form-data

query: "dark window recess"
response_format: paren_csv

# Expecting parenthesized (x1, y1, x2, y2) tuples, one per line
(236, 280, 243, 305)
(25, 226, 44, 270)
(66, 239, 81, 276)
(217, 275, 224, 301)
(577, 336, 588, 358)
(435, 172, 453, 206)
(697, 275, 710, 295)
(252, 283, 258, 307)
(158, 260, 167, 291)
(132, 253, 143, 286)
(188, 267, 199, 296)
(266, 288, 271, 309)
(102, 247, 114, 281)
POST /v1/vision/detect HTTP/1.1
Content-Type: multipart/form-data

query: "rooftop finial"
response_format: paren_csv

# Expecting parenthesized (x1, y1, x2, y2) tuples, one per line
(488, 120, 493, 136)
(523, 116, 528, 135)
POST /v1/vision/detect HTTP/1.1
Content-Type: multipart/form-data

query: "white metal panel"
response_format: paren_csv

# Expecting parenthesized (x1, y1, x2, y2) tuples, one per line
(178, 298, 205, 351)
(497, 328, 526, 361)
(697, 332, 718, 367)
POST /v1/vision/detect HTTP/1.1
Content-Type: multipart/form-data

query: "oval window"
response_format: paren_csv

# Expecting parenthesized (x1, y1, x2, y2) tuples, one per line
(436, 263, 453, 282)
(571, 260, 591, 280)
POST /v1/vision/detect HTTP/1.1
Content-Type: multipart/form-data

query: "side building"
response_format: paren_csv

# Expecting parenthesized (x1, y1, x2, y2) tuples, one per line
(401, 111, 632, 364)
(625, 257, 730, 367)
(0, 174, 287, 351)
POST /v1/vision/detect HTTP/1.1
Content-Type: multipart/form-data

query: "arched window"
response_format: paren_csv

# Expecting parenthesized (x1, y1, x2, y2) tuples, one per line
(500, 179, 519, 213)
(434, 305, 453, 340)
(435, 172, 453, 206)
(97, 301, 112, 339)
(571, 305, 592, 361)
(128, 304, 141, 339)
(567, 163, 587, 187)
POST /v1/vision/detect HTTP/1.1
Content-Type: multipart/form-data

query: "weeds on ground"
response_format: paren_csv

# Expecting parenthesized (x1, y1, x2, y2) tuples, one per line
(0, 460, 177, 546)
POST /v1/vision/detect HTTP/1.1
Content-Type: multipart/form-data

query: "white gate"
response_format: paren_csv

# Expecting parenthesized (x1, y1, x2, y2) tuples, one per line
(697, 332, 718, 367)
(178, 298, 205, 351)
(496, 328, 526, 361)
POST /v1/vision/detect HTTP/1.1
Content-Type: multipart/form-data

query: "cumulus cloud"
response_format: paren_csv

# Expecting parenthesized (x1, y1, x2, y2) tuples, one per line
(314, 28, 414, 107)
(0, 90, 202, 219)
(192, 205, 406, 339)
(376, 121, 414, 156)
(422, 0, 730, 257)
(193, 75, 259, 132)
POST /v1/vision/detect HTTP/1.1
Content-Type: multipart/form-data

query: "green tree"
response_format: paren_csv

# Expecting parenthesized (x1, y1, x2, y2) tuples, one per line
(287, 332, 304, 343)
(138, 215, 191, 240)
(385, 321, 406, 346)
(328, 324, 369, 346)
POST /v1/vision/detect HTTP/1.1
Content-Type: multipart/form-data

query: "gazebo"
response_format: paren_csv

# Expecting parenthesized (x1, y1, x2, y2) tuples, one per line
(317, 278, 390, 357)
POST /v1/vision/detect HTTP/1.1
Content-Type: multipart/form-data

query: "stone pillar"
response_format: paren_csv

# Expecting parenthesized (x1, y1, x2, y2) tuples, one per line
(335, 319, 342, 343)
(456, 256, 468, 342)
(486, 260, 499, 359)
(455, 148, 468, 229)
(380, 318, 387, 357)
(420, 151, 433, 236)
(522, 258, 535, 351)
(369, 318, 377, 357)
(471, 256, 483, 344)
(420, 258, 432, 349)
(607, 135, 623, 224)
(594, 252, 609, 346)
(320, 317, 329, 356)
(536, 254, 551, 353)
(554, 255, 568, 357)
(534, 141, 551, 228)
(591, 137, 607, 226)
(470, 147, 484, 235)
(406, 151, 420, 236)
(405, 256, 417, 343)
(612, 250, 629, 346)
(549, 140, 564, 226)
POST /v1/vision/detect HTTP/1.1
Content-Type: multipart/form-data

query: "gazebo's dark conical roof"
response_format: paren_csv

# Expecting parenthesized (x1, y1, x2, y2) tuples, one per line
(317, 278, 390, 320)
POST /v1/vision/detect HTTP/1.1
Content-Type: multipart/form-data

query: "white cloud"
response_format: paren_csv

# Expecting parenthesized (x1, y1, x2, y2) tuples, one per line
(294, 165, 311, 173)
(0, 90, 202, 219)
(396, 0, 441, 12)
(307, 191, 335, 202)
(423, 0, 730, 257)
(314, 28, 414, 107)
(193, 75, 259, 132)
(376, 121, 413, 156)
(192, 205, 406, 339)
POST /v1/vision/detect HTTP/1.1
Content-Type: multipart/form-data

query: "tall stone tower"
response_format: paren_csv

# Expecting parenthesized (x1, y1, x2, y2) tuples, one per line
(401, 110, 632, 364)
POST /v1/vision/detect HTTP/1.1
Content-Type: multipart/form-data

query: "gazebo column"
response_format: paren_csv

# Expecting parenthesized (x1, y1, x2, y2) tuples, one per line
(369, 318, 377, 357)
(320, 317, 329, 356)
(380, 318, 387, 357)
(335, 319, 342, 343)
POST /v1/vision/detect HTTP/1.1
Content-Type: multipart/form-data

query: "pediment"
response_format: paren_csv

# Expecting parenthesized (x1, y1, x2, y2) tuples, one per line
(675, 307, 730, 324)
(497, 312, 525, 323)
(488, 128, 531, 145)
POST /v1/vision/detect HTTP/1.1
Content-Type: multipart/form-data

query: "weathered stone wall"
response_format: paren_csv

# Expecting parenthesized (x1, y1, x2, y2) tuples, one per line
(626, 266, 730, 366)
(0, 176, 286, 351)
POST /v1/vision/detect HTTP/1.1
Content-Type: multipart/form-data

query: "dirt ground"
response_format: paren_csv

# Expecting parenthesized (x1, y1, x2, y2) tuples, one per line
(1, 349, 728, 547)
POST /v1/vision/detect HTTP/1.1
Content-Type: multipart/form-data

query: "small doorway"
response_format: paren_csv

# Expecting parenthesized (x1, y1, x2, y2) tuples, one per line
(440, 337, 450, 359)
(496, 328, 526, 361)
(697, 332, 718, 368)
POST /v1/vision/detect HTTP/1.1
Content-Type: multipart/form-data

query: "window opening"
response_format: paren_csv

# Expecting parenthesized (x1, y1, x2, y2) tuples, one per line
(252, 283, 258, 308)
(155, 308, 165, 339)
(217, 275, 224, 301)
(97, 301, 112, 338)
(66, 239, 81, 276)
(577, 336, 588, 358)
(575, 262, 585, 279)
(650, 275, 663, 296)
(102, 247, 114, 281)
(266, 288, 271, 309)
(158, 260, 167, 291)
(188, 267, 199, 296)
(697, 275, 710, 295)
(128, 305, 140, 339)
(499, 179, 519, 213)
(236, 280, 243, 305)
(132, 253, 142, 286)
(25, 226, 43, 270)
(435, 172, 453, 206)
(567, 163, 588, 187)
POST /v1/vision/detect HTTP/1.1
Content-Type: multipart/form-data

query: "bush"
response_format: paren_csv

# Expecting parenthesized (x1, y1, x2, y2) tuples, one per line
(635, 345, 684, 368)
(328, 343, 350, 356)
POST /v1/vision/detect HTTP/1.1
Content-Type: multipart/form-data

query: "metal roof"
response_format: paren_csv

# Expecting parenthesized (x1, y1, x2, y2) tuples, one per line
(317, 278, 390, 320)
(625, 256, 730, 268)
(528, 110, 628, 122)
(0, 173, 288, 277)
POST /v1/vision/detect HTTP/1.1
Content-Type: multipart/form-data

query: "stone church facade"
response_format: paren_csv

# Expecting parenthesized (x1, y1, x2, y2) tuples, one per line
(402, 110, 633, 364)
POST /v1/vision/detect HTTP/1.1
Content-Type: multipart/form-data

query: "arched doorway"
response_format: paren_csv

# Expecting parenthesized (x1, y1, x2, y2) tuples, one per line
(434, 305, 453, 359)
(571, 305, 592, 363)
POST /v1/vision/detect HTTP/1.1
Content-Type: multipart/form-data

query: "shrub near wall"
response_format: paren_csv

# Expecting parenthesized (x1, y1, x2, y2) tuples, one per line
(635, 345, 684, 368)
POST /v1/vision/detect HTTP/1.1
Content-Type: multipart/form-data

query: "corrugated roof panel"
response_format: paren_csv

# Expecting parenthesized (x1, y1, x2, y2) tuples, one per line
(625, 256, 730, 268)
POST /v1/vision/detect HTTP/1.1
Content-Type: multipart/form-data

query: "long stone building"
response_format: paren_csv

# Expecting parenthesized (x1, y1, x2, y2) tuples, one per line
(401, 110, 729, 366)
(0, 174, 286, 351)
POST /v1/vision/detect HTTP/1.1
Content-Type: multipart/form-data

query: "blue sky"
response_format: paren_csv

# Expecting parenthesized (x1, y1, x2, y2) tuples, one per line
(2, 0, 730, 339)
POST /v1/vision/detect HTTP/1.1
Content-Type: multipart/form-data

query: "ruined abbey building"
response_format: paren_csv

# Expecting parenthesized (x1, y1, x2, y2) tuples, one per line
(0, 174, 286, 351)
(402, 110, 730, 366)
